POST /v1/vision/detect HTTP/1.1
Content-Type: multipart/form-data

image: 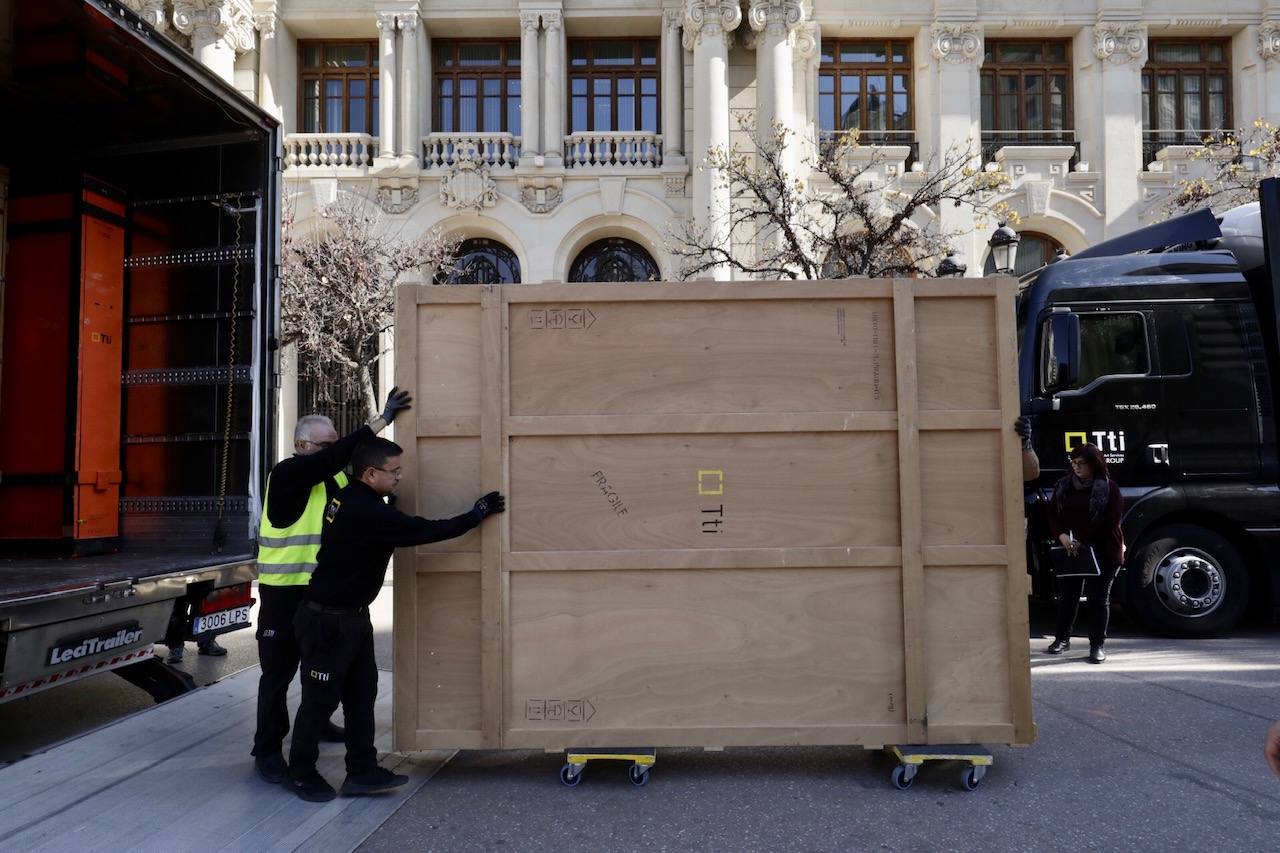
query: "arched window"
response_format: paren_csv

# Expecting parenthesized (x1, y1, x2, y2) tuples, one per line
(983, 231, 1064, 277)
(436, 238, 521, 284)
(568, 237, 660, 282)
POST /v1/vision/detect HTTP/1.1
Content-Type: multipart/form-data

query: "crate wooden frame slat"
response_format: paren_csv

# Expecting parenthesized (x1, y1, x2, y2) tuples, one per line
(394, 279, 1034, 752)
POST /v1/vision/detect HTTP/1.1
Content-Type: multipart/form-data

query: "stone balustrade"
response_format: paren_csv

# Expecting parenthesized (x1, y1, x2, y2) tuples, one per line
(283, 133, 377, 169)
(563, 132, 663, 169)
(424, 133, 521, 170)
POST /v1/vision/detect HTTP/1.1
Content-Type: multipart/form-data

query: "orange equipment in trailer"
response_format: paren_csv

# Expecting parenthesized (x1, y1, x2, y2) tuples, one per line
(0, 178, 126, 549)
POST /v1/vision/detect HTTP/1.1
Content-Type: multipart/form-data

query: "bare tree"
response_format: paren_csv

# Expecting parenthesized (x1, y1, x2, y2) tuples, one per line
(281, 193, 457, 417)
(669, 123, 1016, 280)
(1164, 119, 1280, 214)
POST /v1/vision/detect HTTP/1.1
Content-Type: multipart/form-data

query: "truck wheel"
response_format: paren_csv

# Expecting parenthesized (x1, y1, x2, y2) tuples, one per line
(1124, 524, 1249, 637)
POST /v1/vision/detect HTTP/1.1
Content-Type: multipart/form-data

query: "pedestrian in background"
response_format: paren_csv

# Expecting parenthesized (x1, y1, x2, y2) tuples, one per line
(1044, 443, 1125, 664)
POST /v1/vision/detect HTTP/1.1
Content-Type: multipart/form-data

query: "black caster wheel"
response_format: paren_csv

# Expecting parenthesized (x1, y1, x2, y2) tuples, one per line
(961, 767, 982, 791)
(628, 764, 650, 787)
(891, 765, 915, 790)
(559, 763, 583, 787)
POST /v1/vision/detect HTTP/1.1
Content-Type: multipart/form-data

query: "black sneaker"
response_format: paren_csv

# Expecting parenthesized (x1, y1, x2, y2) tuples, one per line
(288, 770, 337, 802)
(198, 638, 228, 657)
(1088, 645, 1107, 664)
(1044, 638, 1070, 655)
(340, 766, 410, 796)
(321, 721, 346, 743)
(255, 753, 287, 785)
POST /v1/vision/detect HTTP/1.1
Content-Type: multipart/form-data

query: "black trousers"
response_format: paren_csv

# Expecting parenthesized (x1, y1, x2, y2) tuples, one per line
(252, 584, 308, 758)
(288, 605, 378, 777)
(1054, 561, 1121, 647)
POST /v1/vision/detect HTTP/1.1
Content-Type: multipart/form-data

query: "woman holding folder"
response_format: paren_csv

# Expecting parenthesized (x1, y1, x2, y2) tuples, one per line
(1045, 443, 1125, 663)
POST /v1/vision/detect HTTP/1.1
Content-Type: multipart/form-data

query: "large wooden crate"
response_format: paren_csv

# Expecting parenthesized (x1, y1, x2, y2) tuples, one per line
(393, 279, 1033, 751)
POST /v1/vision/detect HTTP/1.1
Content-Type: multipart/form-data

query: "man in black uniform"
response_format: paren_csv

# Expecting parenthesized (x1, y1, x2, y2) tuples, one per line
(251, 388, 412, 784)
(287, 436, 505, 801)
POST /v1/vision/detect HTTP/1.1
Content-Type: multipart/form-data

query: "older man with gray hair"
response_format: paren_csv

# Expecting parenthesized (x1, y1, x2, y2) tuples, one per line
(251, 387, 413, 785)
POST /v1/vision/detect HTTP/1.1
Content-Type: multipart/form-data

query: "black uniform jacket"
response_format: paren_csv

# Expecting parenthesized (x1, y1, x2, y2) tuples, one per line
(309, 481, 480, 609)
(265, 425, 374, 528)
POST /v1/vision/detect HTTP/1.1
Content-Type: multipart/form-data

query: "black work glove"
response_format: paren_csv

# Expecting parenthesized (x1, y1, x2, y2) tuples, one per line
(381, 386, 413, 423)
(1014, 415, 1033, 446)
(472, 491, 506, 521)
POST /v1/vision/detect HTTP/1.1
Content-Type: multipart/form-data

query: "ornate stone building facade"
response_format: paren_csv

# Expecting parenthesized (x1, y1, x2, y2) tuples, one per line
(132, 0, 1280, 438)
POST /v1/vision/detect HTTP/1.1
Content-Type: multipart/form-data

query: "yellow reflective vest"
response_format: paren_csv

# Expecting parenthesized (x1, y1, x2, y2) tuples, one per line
(257, 471, 348, 587)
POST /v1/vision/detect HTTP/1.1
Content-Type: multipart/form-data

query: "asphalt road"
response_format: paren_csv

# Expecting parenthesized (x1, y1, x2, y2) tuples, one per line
(359, 606, 1280, 853)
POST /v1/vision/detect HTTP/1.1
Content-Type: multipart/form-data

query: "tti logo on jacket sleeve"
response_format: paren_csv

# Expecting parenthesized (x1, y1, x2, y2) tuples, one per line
(324, 498, 342, 524)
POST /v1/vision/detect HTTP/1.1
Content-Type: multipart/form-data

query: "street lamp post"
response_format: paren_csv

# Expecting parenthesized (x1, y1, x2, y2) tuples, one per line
(987, 222, 1021, 276)
(935, 249, 967, 278)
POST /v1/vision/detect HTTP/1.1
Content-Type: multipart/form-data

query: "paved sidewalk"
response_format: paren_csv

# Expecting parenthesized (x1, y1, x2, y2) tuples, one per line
(0, 666, 451, 853)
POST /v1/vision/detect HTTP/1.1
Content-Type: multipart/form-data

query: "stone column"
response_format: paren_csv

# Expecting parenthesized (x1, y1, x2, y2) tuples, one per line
(253, 5, 281, 119)
(520, 11, 543, 163)
(376, 11, 398, 160)
(1094, 22, 1147, 237)
(419, 22, 432, 141)
(928, 21, 983, 268)
(173, 0, 255, 84)
(398, 12, 420, 166)
(748, 0, 803, 167)
(684, 0, 742, 280)
(661, 9, 684, 159)
(1260, 20, 1280, 121)
(793, 21, 819, 138)
(277, 344, 298, 463)
(542, 11, 565, 166)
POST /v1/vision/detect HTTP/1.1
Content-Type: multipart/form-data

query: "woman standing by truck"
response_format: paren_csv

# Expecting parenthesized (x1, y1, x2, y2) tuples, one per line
(1045, 443, 1125, 663)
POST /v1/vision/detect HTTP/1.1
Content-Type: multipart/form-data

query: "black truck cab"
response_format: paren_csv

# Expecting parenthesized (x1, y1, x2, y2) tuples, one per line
(1019, 204, 1280, 636)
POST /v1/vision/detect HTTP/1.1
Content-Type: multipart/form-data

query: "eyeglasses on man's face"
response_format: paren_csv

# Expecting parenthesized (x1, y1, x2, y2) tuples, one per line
(373, 466, 402, 478)
(300, 439, 335, 449)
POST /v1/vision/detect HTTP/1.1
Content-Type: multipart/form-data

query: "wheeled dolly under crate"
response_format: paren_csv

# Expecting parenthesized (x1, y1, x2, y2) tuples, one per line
(887, 744, 992, 791)
(559, 748, 656, 787)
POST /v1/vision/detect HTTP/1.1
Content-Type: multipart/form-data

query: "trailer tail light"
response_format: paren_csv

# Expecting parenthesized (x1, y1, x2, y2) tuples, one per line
(198, 582, 254, 614)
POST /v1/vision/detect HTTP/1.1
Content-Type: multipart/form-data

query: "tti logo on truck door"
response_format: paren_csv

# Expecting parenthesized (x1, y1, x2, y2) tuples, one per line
(1065, 430, 1127, 464)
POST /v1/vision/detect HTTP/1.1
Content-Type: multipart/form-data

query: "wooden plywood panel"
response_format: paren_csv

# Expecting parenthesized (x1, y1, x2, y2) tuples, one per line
(509, 299, 896, 416)
(507, 568, 905, 738)
(923, 567, 1012, 727)
(920, 431, 1004, 547)
(416, 572, 483, 733)
(416, 303, 482, 419)
(915, 297, 998, 412)
(414, 437, 482, 553)
(508, 433, 900, 552)
(395, 279, 1033, 751)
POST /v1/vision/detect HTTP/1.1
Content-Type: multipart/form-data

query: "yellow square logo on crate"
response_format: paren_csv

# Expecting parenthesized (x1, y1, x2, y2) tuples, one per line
(697, 470, 724, 496)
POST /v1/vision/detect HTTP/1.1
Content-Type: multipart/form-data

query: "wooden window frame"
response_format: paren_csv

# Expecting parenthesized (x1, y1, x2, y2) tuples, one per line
(297, 40, 379, 135)
(433, 39, 523, 135)
(1141, 39, 1233, 136)
(568, 38, 661, 134)
(980, 40, 1073, 137)
(817, 39, 914, 138)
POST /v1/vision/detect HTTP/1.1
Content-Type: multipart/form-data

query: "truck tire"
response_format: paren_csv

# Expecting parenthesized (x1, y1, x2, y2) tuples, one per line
(1124, 524, 1249, 637)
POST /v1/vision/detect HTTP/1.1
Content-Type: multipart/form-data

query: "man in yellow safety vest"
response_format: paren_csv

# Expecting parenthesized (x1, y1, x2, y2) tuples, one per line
(251, 387, 412, 785)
